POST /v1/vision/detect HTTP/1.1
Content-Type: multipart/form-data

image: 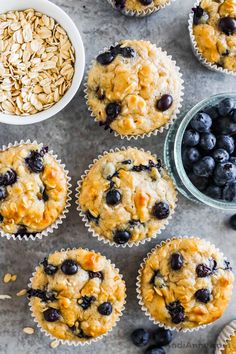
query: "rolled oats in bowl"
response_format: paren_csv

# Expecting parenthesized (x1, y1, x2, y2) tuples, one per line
(0, 8, 75, 116)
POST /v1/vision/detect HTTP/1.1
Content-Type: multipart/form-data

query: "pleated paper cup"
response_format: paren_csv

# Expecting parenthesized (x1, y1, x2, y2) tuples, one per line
(28, 247, 127, 346)
(106, 0, 176, 17)
(75, 146, 178, 247)
(84, 41, 184, 140)
(215, 320, 236, 354)
(136, 236, 232, 332)
(188, 0, 236, 76)
(0, 139, 72, 241)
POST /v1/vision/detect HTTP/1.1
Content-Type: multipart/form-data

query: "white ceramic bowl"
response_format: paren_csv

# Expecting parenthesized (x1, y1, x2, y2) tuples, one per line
(0, 0, 85, 125)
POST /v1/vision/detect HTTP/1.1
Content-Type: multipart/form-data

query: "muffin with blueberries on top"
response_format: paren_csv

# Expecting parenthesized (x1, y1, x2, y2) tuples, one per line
(77, 147, 177, 245)
(191, 0, 236, 72)
(86, 40, 183, 137)
(108, 0, 174, 16)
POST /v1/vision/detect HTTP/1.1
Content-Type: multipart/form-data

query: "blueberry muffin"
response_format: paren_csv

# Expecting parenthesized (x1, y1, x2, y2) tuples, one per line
(86, 40, 183, 137)
(0, 143, 68, 237)
(192, 0, 236, 72)
(78, 148, 177, 245)
(138, 238, 234, 330)
(28, 248, 126, 342)
(111, 0, 171, 14)
(221, 332, 236, 354)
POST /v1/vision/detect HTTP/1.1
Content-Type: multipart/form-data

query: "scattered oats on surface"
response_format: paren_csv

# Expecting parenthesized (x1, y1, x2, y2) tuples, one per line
(0, 8, 75, 116)
(3, 273, 17, 283)
(0, 294, 12, 299)
(50, 340, 60, 349)
(23, 327, 35, 335)
(16, 289, 27, 297)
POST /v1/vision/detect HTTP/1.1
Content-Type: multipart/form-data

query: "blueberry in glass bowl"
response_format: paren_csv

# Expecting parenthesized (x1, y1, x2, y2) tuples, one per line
(164, 93, 236, 210)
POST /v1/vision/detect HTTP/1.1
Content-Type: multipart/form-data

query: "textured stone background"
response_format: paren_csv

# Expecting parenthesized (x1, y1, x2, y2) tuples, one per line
(0, 0, 235, 353)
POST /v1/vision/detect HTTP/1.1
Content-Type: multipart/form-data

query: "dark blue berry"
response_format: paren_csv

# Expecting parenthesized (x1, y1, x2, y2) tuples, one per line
(193, 6, 207, 25)
(230, 157, 236, 165)
(196, 263, 214, 277)
(97, 52, 115, 65)
(114, 230, 131, 244)
(153, 328, 173, 347)
(170, 253, 184, 271)
(2, 169, 17, 186)
(25, 151, 44, 173)
(214, 162, 236, 186)
(27, 289, 56, 302)
(119, 46, 136, 58)
(229, 214, 236, 230)
(188, 173, 209, 191)
(41, 258, 58, 275)
(114, 0, 125, 9)
(156, 95, 173, 111)
(78, 295, 96, 310)
(212, 149, 229, 163)
(205, 185, 222, 199)
(166, 301, 185, 324)
(199, 133, 216, 151)
(98, 302, 112, 316)
(145, 347, 165, 354)
(204, 106, 219, 120)
(106, 102, 121, 120)
(140, 0, 153, 5)
(131, 328, 150, 347)
(0, 214, 3, 223)
(183, 129, 200, 146)
(231, 109, 236, 123)
(191, 112, 212, 133)
(218, 98, 236, 116)
(153, 202, 170, 219)
(216, 135, 235, 154)
(223, 182, 236, 201)
(61, 259, 78, 275)
(193, 156, 215, 177)
(183, 147, 201, 164)
(43, 308, 60, 322)
(195, 289, 211, 303)
(219, 17, 236, 36)
(106, 189, 121, 206)
(0, 186, 7, 200)
(214, 117, 236, 135)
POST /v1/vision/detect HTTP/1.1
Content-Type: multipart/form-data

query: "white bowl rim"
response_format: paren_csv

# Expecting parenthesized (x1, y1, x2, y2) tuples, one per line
(0, 0, 85, 125)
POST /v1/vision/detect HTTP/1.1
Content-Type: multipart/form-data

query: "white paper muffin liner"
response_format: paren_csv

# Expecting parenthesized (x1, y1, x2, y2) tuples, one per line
(215, 320, 236, 354)
(84, 41, 184, 140)
(136, 236, 233, 332)
(106, 0, 176, 17)
(0, 139, 72, 241)
(75, 146, 178, 248)
(188, 0, 236, 76)
(27, 247, 127, 346)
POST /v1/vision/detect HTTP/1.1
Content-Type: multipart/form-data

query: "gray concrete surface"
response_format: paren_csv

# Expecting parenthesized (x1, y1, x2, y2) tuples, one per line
(0, 0, 235, 353)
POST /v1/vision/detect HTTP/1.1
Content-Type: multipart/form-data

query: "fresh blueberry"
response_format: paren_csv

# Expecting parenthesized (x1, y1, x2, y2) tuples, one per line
(166, 301, 185, 324)
(193, 156, 215, 177)
(61, 259, 78, 275)
(131, 328, 151, 347)
(183, 129, 200, 146)
(98, 302, 113, 316)
(41, 258, 58, 275)
(2, 169, 17, 186)
(216, 135, 235, 154)
(145, 347, 165, 354)
(223, 181, 236, 201)
(0, 186, 7, 200)
(219, 17, 236, 36)
(43, 308, 60, 322)
(231, 109, 236, 123)
(214, 162, 236, 186)
(214, 117, 236, 135)
(114, 230, 131, 244)
(229, 214, 236, 230)
(204, 106, 219, 120)
(106, 189, 121, 206)
(170, 253, 184, 271)
(199, 133, 216, 151)
(191, 112, 212, 133)
(140, 0, 153, 5)
(25, 151, 44, 173)
(205, 185, 222, 199)
(218, 98, 236, 116)
(153, 328, 173, 347)
(153, 202, 170, 219)
(183, 147, 201, 164)
(78, 295, 96, 310)
(195, 289, 211, 303)
(97, 52, 115, 65)
(230, 157, 236, 165)
(156, 95, 173, 111)
(212, 149, 229, 163)
(188, 173, 209, 191)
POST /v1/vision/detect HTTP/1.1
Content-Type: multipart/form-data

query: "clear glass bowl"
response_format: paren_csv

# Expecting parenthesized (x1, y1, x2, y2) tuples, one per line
(164, 92, 236, 210)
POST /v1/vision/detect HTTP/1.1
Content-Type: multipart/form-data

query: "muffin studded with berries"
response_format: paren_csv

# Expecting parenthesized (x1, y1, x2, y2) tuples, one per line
(0, 143, 68, 237)
(78, 148, 177, 245)
(112, 0, 171, 13)
(86, 40, 183, 136)
(192, 0, 236, 72)
(28, 248, 126, 341)
(139, 238, 234, 329)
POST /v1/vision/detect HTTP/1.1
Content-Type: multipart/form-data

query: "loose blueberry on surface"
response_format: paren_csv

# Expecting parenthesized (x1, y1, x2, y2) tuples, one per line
(229, 214, 236, 230)
(188, 173, 209, 191)
(131, 328, 150, 347)
(166, 300, 185, 324)
(3, 169, 17, 186)
(196, 263, 213, 277)
(27, 289, 56, 302)
(25, 151, 44, 173)
(106, 102, 121, 120)
(61, 259, 78, 275)
(212, 149, 229, 163)
(219, 17, 236, 36)
(153, 202, 170, 219)
(97, 52, 115, 65)
(218, 98, 236, 116)
(114, 230, 131, 244)
(41, 258, 58, 275)
(214, 162, 236, 186)
(114, 0, 126, 9)
(191, 112, 212, 133)
(106, 189, 122, 206)
(195, 289, 211, 303)
(43, 308, 60, 322)
(88, 271, 103, 279)
(78, 295, 96, 310)
(156, 95, 173, 111)
(170, 253, 184, 271)
(199, 133, 216, 151)
(139, 0, 153, 5)
(98, 302, 113, 316)
(205, 185, 222, 199)
(216, 135, 235, 154)
(223, 181, 236, 201)
(145, 347, 165, 354)
(153, 327, 173, 347)
(193, 156, 215, 177)
(0, 186, 7, 200)
(183, 129, 200, 146)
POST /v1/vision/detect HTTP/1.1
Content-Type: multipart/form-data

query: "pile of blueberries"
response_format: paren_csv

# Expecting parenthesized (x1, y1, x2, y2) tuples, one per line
(182, 97, 236, 201)
(131, 327, 173, 354)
